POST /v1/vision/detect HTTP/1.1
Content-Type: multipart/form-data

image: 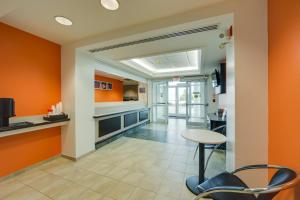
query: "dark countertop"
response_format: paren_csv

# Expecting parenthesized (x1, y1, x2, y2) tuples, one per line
(94, 108, 150, 119)
(0, 118, 70, 133)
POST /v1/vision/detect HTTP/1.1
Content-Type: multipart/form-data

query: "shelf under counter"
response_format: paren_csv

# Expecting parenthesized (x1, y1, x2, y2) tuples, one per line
(0, 116, 70, 138)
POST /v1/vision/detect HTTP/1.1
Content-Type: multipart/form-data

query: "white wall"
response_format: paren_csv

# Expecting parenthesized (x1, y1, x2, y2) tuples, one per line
(61, 49, 96, 158)
(219, 1, 268, 186)
(222, 41, 235, 172)
(234, 1, 268, 186)
(74, 51, 96, 158)
(61, 50, 148, 159)
(61, 46, 76, 158)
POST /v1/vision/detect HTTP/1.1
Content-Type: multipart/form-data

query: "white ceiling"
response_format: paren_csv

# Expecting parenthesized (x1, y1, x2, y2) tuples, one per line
(0, 0, 232, 79)
(85, 14, 232, 78)
(0, 0, 226, 44)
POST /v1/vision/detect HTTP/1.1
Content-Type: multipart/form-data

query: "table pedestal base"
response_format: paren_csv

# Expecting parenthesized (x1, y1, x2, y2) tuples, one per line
(182, 131, 226, 196)
(186, 176, 205, 195)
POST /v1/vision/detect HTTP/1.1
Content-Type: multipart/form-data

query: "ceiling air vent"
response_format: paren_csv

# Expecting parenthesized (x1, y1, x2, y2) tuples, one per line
(89, 24, 218, 53)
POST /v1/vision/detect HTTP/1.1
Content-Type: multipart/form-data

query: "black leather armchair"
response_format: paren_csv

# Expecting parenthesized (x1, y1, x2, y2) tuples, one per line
(193, 165, 299, 200)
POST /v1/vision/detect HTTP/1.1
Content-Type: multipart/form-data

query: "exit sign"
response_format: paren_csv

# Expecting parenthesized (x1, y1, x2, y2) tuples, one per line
(172, 77, 181, 82)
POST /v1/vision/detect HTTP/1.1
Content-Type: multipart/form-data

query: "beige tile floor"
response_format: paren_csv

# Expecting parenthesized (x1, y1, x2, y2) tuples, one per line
(0, 120, 225, 200)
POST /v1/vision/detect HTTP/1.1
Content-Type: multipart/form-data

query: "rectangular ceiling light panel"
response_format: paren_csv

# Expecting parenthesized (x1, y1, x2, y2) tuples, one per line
(121, 49, 201, 75)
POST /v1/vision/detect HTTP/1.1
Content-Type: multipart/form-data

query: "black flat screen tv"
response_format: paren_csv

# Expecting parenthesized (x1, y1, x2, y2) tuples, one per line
(211, 69, 220, 87)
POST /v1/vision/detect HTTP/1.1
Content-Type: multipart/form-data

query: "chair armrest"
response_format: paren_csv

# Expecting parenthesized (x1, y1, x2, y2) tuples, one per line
(194, 177, 299, 200)
(231, 164, 285, 174)
(203, 186, 246, 192)
(193, 186, 272, 200)
(193, 165, 299, 200)
(211, 125, 226, 132)
(231, 164, 299, 189)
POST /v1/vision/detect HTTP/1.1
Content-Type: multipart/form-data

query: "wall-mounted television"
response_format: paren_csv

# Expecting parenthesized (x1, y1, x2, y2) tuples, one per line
(211, 69, 220, 87)
(212, 63, 226, 94)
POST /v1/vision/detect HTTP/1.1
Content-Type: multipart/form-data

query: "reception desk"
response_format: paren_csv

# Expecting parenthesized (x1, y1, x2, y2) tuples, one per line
(94, 102, 150, 144)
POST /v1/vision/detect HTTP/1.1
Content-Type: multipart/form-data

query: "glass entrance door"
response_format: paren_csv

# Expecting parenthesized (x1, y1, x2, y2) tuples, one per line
(177, 86, 187, 116)
(153, 81, 168, 123)
(168, 84, 186, 117)
(186, 81, 208, 127)
(153, 80, 207, 125)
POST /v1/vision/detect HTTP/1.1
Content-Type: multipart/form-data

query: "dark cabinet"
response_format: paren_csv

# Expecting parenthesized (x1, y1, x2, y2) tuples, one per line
(139, 110, 149, 122)
(99, 116, 121, 137)
(124, 113, 138, 128)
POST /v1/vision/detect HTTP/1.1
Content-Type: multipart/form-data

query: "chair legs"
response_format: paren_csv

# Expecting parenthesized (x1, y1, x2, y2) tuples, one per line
(193, 145, 199, 160)
(204, 144, 222, 173)
(194, 143, 225, 174)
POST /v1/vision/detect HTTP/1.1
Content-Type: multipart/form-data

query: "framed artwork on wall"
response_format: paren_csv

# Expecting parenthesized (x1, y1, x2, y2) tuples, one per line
(94, 80, 100, 89)
(101, 82, 107, 90)
(107, 83, 112, 90)
(94, 80, 113, 90)
(139, 87, 146, 93)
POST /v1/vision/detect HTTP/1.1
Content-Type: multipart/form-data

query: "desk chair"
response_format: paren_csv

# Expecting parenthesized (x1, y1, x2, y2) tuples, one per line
(193, 165, 299, 200)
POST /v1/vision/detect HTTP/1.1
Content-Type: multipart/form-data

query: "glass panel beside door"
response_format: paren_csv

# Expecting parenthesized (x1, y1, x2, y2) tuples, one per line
(186, 81, 208, 127)
(153, 81, 168, 123)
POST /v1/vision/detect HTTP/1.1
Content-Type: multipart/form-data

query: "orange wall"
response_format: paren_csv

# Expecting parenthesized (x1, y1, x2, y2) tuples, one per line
(95, 75, 123, 102)
(268, 0, 300, 199)
(0, 22, 61, 177)
(0, 128, 61, 176)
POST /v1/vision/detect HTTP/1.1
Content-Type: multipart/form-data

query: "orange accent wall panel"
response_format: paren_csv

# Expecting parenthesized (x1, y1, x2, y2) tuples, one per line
(269, 0, 300, 199)
(0, 22, 61, 177)
(0, 23, 61, 116)
(0, 128, 61, 177)
(95, 75, 123, 102)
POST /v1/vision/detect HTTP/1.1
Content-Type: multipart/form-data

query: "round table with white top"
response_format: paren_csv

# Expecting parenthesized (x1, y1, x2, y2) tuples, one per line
(181, 129, 226, 195)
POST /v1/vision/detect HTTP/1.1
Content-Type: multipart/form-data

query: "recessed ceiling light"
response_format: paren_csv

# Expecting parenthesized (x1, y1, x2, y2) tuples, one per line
(101, 0, 119, 11)
(54, 16, 73, 26)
